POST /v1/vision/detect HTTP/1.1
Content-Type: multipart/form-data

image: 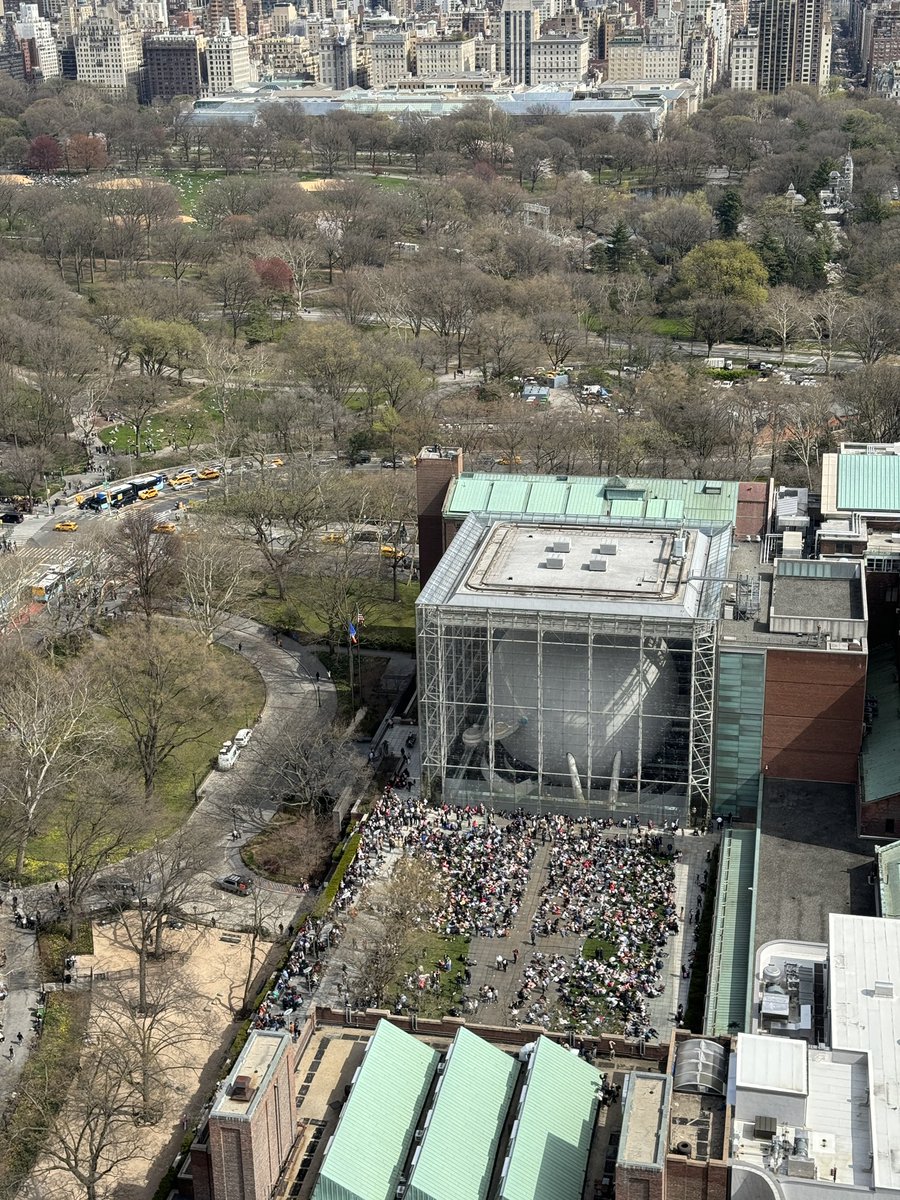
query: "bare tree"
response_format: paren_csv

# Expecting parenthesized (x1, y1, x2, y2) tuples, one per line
(23, 1047, 138, 1200)
(98, 962, 204, 1125)
(106, 830, 214, 1013)
(760, 285, 803, 364)
(107, 507, 181, 621)
(0, 649, 105, 878)
(60, 767, 151, 939)
(804, 290, 852, 376)
(97, 621, 230, 796)
(180, 521, 252, 645)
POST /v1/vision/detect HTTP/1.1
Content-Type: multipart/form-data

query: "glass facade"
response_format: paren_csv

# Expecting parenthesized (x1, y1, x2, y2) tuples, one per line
(418, 604, 716, 826)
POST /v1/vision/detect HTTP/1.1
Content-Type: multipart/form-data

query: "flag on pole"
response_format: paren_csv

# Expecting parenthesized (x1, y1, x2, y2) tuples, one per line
(348, 621, 358, 644)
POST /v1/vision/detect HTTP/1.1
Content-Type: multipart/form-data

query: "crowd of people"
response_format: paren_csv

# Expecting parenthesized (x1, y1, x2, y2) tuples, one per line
(335, 790, 538, 940)
(524, 820, 680, 1039)
(248, 789, 689, 1044)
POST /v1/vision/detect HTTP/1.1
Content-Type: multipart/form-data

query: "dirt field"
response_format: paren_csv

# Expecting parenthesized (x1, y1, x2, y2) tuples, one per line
(27, 919, 273, 1200)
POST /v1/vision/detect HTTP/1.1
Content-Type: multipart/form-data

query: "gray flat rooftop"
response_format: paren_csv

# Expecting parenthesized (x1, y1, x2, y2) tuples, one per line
(417, 515, 733, 621)
(620, 1073, 669, 1167)
(465, 524, 694, 601)
(212, 1030, 290, 1121)
(770, 574, 864, 622)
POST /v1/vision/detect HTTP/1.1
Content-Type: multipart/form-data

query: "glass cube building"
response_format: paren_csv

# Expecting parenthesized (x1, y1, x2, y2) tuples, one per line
(416, 514, 733, 826)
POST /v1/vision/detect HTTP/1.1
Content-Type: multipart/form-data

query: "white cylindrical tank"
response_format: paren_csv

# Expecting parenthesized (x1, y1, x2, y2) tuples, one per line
(490, 630, 679, 779)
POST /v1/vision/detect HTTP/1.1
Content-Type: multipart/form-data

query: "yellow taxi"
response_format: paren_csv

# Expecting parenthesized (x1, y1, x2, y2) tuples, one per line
(497, 455, 523, 467)
(168, 473, 193, 487)
(197, 468, 220, 481)
(270, 457, 284, 468)
(380, 544, 407, 561)
(138, 487, 159, 501)
(153, 522, 176, 535)
(53, 520, 78, 532)
(320, 530, 346, 545)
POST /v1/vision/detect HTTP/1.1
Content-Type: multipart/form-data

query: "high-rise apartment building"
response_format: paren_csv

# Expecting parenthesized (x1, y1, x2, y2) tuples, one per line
(500, 0, 540, 84)
(607, 30, 681, 77)
(729, 24, 759, 85)
(530, 31, 588, 79)
(207, 0, 248, 38)
(206, 19, 252, 90)
(757, 0, 830, 90)
(14, 2, 60, 79)
(75, 13, 144, 97)
(0, 13, 25, 80)
(144, 31, 206, 99)
(319, 32, 356, 86)
(368, 29, 409, 86)
(416, 33, 475, 75)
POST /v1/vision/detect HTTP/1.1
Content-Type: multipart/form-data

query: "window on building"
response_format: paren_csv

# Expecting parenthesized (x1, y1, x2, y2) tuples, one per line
(887, 819, 895, 835)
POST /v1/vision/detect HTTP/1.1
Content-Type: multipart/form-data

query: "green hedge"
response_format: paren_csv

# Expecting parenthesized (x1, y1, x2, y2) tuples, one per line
(313, 831, 361, 919)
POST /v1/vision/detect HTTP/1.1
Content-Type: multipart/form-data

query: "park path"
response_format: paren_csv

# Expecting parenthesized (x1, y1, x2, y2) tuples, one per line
(0, 615, 340, 1106)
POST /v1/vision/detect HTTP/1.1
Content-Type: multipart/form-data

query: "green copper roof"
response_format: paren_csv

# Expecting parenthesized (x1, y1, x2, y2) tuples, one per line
(499, 1036, 602, 1200)
(312, 1020, 439, 1200)
(836, 454, 900, 513)
(445, 473, 739, 527)
(861, 645, 900, 807)
(406, 1027, 519, 1200)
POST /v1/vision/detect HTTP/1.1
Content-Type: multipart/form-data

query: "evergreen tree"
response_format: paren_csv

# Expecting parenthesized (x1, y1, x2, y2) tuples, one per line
(715, 189, 743, 238)
(605, 219, 634, 273)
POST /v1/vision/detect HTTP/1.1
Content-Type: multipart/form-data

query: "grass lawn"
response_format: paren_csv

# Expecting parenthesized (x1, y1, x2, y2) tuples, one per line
(392, 931, 470, 1018)
(160, 168, 226, 215)
(581, 936, 617, 962)
(100, 418, 169, 454)
(19, 645, 265, 883)
(651, 316, 692, 338)
(370, 175, 411, 191)
(244, 577, 418, 653)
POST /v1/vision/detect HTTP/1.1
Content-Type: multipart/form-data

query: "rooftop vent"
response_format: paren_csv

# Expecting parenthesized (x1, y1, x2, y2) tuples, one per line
(589, 559, 608, 572)
(551, 538, 571, 553)
(229, 1074, 257, 1103)
(673, 536, 686, 558)
(596, 543, 618, 556)
(545, 556, 565, 569)
(874, 980, 894, 999)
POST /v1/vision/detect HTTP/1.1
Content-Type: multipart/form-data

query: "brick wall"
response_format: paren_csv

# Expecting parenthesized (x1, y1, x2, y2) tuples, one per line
(617, 1164, 664, 1200)
(312, 1005, 668, 1062)
(858, 792, 900, 838)
(208, 1040, 297, 1200)
(665, 1156, 729, 1200)
(415, 450, 463, 585)
(762, 649, 866, 785)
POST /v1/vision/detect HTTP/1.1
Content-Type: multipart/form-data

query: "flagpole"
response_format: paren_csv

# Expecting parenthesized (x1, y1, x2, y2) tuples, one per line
(348, 626, 355, 712)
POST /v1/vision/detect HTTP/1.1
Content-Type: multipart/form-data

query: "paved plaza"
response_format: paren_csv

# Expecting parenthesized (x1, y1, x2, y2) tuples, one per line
(313, 799, 716, 1044)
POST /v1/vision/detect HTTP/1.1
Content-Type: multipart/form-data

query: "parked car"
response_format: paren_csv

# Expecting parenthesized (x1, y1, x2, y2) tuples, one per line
(0, 511, 23, 524)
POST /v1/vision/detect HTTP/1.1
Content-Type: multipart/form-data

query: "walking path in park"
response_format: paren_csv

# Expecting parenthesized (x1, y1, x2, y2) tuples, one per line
(0, 617, 337, 1105)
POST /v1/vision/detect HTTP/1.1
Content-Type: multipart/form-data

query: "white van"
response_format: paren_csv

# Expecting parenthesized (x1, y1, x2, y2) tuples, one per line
(234, 728, 253, 749)
(217, 742, 240, 771)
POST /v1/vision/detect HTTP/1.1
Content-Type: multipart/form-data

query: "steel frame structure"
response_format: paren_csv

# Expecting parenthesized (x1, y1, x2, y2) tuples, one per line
(417, 603, 717, 826)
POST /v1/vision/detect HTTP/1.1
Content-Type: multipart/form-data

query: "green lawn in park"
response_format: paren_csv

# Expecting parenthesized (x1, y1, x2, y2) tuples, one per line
(161, 169, 226, 215)
(17, 646, 265, 884)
